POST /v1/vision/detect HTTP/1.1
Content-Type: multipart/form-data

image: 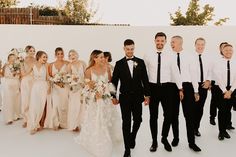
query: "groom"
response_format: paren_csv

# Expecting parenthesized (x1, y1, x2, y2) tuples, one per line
(112, 39, 150, 157)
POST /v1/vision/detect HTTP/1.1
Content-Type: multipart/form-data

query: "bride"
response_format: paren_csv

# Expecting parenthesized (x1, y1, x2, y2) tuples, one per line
(75, 50, 122, 157)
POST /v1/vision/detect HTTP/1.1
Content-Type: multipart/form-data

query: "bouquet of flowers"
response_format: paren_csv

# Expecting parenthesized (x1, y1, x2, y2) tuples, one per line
(10, 48, 27, 63)
(50, 72, 68, 88)
(9, 59, 21, 76)
(65, 73, 84, 92)
(81, 78, 116, 104)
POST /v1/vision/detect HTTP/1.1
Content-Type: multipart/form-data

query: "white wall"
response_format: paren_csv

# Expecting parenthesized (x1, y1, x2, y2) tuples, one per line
(0, 25, 236, 64)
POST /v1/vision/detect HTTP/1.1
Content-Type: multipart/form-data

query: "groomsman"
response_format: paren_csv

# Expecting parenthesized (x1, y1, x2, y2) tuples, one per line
(209, 42, 228, 125)
(112, 39, 150, 157)
(193, 38, 212, 136)
(215, 44, 236, 140)
(170, 35, 201, 151)
(144, 32, 183, 152)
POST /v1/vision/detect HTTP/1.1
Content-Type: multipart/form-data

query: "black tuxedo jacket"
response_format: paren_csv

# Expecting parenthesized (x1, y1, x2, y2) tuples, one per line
(112, 56, 150, 103)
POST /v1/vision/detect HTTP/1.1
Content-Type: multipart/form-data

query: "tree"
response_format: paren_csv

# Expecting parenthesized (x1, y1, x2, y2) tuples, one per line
(62, 0, 96, 24)
(0, 0, 18, 8)
(170, 0, 229, 26)
(33, 5, 60, 16)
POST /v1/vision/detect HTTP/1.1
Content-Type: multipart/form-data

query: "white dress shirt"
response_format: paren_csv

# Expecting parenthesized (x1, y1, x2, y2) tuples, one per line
(126, 57, 134, 77)
(192, 52, 212, 82)
(170, 50, 198, 93)
(144, 50, 182, 89)
(214, 57, 236, 92)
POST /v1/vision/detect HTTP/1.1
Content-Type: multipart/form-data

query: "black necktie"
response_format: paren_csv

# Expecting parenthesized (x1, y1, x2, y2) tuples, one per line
(177, 53, 180, 72)
(157, 52, 161, 84)
(199, 54, 204, 82)
(227, 60, 230, 89)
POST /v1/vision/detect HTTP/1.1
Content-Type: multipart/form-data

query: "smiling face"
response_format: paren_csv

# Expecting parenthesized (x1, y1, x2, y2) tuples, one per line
(8, 54, 16, 63)
(171, 37, 182, 52)
(39, 53, 48, 64)
(55, 50, 64, 61)
(222, 45, 233, 60)
(155, 36, 166, 51)
(94, 53, 105, 66)
(124, 44, 135, 58)
(69, 51, 78, 62)
(195, 39, 205, 54)
(27, 47, 36, 57)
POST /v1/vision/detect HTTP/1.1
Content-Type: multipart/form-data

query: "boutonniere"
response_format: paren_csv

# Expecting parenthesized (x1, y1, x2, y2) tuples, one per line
(133, 61, 138, 68)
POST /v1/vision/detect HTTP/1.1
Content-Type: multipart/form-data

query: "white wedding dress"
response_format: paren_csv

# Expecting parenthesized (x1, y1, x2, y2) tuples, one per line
(75, 71, 122, 157)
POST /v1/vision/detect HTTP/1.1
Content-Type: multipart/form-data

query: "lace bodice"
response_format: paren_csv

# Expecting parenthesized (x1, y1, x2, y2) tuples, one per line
(91, 71, 109, 83)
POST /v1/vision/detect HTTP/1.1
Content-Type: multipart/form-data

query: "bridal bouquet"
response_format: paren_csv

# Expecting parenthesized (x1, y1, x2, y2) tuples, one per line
(50, 72, 68, 88)
(81, 79, 116, 104)
(65, 74, 84, 92)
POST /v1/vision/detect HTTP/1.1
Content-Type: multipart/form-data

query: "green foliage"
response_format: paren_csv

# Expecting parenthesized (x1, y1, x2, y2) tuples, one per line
(62, 0, 96, 24)
(170, 0, 229, 26)
(0, 0, 18, 8)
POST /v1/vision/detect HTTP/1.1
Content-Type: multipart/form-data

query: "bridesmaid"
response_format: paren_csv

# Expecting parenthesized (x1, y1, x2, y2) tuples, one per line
(21, 45, 36, 128)
(49, 47, 69, 130)
(27, 51, 51, 134)
(2, 53, 21, 124)
(67, 49, 86, 131)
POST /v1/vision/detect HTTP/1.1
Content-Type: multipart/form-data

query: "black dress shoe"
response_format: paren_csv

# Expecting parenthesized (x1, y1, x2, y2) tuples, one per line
(149, 143, 158, 152)
(210, 119, 216, 125)
(189, 144, 201, 152)
(171, 138, 179, 147)
(218, 132, 224, 140)
(223, 131, 231, 139)
(161, 138, 172, 152)
(123, 150, 131, 157)
(194, 130, 201, 137)
(226, 126, 235, 130)
(129, 136, 136, 149)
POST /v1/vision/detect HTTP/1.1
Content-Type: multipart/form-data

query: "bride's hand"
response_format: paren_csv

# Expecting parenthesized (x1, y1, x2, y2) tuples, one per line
(95, 92, 102, 100)
(112, 98, 119, 105)
(87, 80, 95, 89)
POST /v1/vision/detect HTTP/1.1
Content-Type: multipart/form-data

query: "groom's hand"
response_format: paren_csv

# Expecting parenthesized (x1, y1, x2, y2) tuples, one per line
(144, 96, 150, 106)
(112, 98, 119, 105)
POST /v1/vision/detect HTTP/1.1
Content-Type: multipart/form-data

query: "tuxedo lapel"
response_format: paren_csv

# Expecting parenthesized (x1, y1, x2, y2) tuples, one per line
(132, 57, 138, 79)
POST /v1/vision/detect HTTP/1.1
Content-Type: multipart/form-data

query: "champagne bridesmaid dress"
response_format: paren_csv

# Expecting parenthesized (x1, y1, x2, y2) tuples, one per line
(2, 65, 21, 124)
(27, 65, 48, 132)
(51, 64, 69, 129)
(67, 64, 85, 131)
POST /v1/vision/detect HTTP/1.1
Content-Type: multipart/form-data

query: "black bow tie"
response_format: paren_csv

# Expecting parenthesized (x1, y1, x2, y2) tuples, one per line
(126, 58, 134, 61)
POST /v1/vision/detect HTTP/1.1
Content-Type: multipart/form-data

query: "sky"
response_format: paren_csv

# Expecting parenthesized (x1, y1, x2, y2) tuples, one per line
(18, 0, 236, 25)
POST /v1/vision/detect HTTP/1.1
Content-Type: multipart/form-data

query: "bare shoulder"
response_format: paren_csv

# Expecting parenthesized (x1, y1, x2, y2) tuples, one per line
(64, 60, 70, 65)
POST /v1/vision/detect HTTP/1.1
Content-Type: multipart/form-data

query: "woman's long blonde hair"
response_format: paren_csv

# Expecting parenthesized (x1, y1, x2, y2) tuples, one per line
(87, 50, 103, 70)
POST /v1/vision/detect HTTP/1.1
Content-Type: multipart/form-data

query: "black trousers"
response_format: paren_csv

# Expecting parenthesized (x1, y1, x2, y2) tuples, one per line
(218, 89, 236, 132)
(149, 82, 174, 144)
(194, 82, 208, 131)
(210, 81, 221, 119)
(119, 93, 143, 151)
(170, 83, 180, 140)
(182, 82, 195, 144)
